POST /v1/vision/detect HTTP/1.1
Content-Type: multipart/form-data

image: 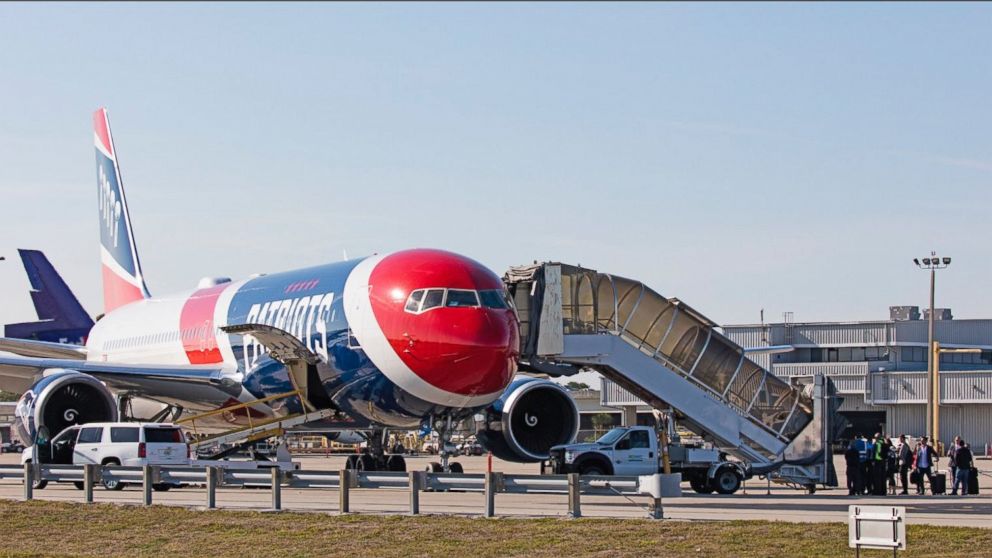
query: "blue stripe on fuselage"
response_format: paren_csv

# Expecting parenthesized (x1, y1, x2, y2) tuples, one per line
(222, 257, 482, 428)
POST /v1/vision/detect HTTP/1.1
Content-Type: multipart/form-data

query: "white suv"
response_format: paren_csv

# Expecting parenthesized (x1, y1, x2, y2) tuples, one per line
(23, 422, 190, 490)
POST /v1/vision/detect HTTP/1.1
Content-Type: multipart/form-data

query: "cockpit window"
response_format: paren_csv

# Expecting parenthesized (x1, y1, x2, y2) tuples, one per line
(445, 289, 479, 308)
(421, 289, 445, 312)
(405, 289, 425, 312)
(478, 290, 508, 309)
(404, 287, 510, 314)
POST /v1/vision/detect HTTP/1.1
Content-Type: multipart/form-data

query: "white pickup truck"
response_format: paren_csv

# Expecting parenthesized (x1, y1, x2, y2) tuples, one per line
(547, 425, 751, 494)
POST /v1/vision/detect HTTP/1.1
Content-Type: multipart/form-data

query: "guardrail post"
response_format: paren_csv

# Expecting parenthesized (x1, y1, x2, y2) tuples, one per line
(409, 471, 421, 515)
(484, 472, 497, 518)
(23, 462, 33, 501)
(142, 465, 154, 506)
(206, 466, 217, 509)
(567, 473, 581, 518)
(83, 464, 96, 504)
(648, 497, 663, 520)
(339, 469, 350, 514)
(270, 467, 282, 511)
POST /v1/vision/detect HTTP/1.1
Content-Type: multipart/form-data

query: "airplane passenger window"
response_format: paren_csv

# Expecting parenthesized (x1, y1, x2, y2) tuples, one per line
(421, 289, 445, 311)
(405, 290, 425, 313)
(446, 290, 479, 308)
(479, 290, 508, 309)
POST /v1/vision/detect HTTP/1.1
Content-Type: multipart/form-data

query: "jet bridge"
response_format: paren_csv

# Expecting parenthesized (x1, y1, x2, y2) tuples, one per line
(505, 263, 839, 489)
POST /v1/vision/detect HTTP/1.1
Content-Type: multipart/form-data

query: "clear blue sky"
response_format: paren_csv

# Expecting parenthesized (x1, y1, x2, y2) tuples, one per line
(1, 3, 989, 327)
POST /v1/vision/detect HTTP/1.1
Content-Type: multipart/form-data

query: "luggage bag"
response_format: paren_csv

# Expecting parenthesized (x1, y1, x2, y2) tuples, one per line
(931, 471, 946, 495)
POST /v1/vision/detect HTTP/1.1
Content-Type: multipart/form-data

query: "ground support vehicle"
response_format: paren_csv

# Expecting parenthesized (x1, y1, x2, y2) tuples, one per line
(22, 422, 189, 491)
(548, 425, 750, 494)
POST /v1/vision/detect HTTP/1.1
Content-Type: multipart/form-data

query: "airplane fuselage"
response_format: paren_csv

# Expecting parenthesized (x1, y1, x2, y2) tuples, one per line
(86, 249, 520, 429)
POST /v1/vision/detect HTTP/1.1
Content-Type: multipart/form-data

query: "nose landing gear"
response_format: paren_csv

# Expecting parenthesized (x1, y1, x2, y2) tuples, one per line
(425, 415, 463, 474)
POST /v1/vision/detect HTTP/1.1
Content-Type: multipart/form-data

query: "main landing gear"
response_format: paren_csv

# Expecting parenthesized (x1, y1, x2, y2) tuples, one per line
(425, 415, 463, 474)
(344, 429, 407, 472)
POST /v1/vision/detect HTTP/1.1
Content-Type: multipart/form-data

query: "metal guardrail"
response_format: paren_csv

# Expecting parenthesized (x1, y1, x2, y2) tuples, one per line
(0, 464, 671, 520)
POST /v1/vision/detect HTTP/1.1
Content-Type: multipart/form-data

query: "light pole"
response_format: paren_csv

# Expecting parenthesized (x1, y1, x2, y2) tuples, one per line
(913, 252, 950, 443)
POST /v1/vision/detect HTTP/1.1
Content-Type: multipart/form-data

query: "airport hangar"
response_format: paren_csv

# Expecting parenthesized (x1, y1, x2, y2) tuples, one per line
(586, 305, 992, 452)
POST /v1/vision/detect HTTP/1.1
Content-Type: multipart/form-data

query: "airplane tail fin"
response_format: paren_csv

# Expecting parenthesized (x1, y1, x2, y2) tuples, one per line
(94, 107, 150, 313)
(3, 249, 94, 343)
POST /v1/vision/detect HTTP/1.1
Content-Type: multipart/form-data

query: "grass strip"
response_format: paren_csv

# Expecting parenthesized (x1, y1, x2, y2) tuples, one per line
(0, 500, 988, 557)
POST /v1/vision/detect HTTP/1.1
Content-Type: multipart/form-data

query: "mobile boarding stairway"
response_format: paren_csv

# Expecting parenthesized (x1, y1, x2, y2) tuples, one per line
(505, 263, 840, 490)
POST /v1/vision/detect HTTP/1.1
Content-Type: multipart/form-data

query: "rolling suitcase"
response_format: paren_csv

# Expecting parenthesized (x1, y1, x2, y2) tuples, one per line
(931, 471, 946, 495)
(968, 467, 980, 495)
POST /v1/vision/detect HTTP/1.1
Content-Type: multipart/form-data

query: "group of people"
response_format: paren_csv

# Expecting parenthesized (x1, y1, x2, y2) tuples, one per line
(844, 433, 975, 496)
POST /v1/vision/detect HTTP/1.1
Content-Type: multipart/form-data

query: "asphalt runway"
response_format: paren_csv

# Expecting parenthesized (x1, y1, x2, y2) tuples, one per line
(0, 453, 988, 527)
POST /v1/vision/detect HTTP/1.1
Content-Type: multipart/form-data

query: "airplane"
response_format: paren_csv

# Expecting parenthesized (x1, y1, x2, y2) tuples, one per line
(4, 249, 95, 346)
(0, 108, 578, 472)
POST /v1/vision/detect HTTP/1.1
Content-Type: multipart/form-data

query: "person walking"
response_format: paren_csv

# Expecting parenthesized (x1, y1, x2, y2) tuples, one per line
(897, 435, 912, 495)
(947, 435, 961, 484)
(844, 440, 863, 496)
(914, 436, 937, 494)
(951, 439, 973, 496)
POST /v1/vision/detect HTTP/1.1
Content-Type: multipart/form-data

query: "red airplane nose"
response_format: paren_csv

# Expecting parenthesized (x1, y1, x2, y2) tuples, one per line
(343, 249, 519, 408)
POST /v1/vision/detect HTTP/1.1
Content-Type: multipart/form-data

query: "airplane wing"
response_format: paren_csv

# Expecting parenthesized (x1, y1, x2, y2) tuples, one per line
(0, 350, 242, 411)
(0, 337, 87, 360)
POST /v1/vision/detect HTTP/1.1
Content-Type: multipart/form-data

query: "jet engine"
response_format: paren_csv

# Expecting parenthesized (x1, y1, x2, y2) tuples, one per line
(13, 369, 118, 445)
(476, 377, 578, 462)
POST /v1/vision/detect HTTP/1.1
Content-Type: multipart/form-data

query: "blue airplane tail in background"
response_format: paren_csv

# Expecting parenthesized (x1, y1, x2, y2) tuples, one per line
(3, 249, 94, 344)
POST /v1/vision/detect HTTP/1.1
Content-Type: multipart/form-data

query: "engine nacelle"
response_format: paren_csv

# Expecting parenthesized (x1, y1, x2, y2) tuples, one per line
(13, 369, 118, 445)
(476, 376, 578, 462)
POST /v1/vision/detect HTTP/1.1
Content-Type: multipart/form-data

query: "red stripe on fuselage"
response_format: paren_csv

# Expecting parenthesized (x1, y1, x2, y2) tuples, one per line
(102, 264, 144, 314)
(180, 284, 227, 364)
(93, 109, 114, 157)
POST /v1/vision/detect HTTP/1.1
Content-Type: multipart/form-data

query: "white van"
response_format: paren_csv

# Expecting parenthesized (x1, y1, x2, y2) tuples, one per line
(23, 422, 190, 490)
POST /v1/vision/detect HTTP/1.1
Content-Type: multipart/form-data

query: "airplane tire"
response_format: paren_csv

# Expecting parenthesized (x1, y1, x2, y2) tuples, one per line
(73, 481, 85, 490)
(152, 483, 172, 492)
(356, 454, 376, 472)
(345, 455, 359, 470)
(386, 455, 406, 472)
(426, 462, 443, 473)
(448, 462, 464, 474)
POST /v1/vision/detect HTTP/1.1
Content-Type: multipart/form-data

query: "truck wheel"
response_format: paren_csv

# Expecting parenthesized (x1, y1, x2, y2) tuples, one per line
(713, 468, 741, 495)
(578, 463, 605, 476)
(690, 478, 714, 494)
(101, 459, 126, 491)
(26, 461, 48, 490)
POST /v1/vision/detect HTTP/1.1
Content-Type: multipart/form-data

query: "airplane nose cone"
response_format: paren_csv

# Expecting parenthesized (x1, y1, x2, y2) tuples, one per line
(343, 249, 519, 408)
